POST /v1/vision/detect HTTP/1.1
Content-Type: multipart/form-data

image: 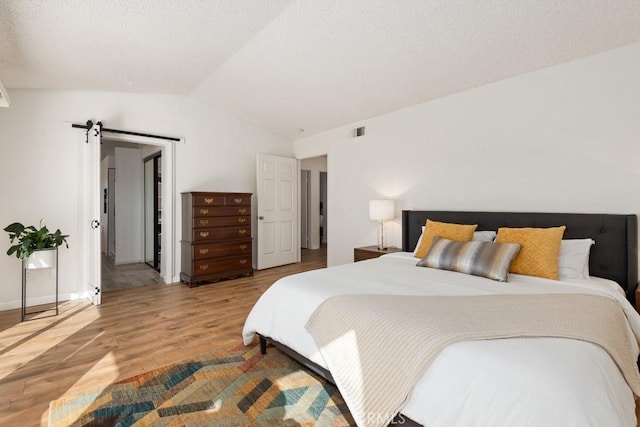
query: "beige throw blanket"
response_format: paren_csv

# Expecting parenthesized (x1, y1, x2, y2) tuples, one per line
(305, 293, 640, 427)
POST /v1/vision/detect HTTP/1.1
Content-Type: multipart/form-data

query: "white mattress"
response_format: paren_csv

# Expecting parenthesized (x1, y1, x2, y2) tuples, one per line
(242, 252, 640, 426)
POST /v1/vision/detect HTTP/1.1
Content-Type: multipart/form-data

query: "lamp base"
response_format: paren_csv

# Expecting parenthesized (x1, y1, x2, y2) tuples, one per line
(377, 220, 386, 252)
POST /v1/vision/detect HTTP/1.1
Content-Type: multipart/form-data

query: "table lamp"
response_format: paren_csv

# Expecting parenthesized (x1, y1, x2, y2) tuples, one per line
(369, 199, 394, 250)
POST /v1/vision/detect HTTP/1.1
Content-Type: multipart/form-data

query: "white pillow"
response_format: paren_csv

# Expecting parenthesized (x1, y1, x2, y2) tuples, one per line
(412, 226, 427, 257)
(558, 238, 594, 280)
(473, 230, 496, 242)
(413, 227, 496, 256)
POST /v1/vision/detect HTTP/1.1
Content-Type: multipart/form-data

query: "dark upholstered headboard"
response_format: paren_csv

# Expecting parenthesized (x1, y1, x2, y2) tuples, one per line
(402, 211, 638, 305)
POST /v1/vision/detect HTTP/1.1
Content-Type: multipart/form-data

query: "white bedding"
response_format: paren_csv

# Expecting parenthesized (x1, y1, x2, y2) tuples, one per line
(242, 252, 640, 426)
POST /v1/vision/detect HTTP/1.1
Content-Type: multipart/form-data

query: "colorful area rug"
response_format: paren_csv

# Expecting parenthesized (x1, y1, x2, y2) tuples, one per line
(49, 341, 355, 426)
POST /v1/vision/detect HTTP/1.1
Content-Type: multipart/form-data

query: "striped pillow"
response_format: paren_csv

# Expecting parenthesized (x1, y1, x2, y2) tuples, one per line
(416, 237, 521, 282)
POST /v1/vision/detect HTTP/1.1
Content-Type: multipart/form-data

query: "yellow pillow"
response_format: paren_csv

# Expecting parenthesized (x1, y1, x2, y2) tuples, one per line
(495, 226, 566, 280)
(414, 219, 477, 258)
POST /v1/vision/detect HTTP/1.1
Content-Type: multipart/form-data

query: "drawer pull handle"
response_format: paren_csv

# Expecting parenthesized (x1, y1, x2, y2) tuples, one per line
(199, 248, 209, 255)
(234, 198, 242, 204)
(204, 198, 214, 204)
(199, 209, 209, 215)
(199, 219, 209, 226)
(199, 231, 210, 238)
(238, 218, 246, 223)
(238, 229, 247, 235)
(199, 264, 209, 270)
(238, 208, 247, 214)
(239, 245, 247, 250)
(239, 259, 247, 265)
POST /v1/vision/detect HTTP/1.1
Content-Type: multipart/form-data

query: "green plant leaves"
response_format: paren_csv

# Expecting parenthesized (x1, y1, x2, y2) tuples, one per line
(3, 222, 69, 260)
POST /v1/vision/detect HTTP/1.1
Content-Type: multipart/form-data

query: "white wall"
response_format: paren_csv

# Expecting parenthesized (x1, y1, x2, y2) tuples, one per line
(294, 42, 640, 267)
(300, 156, 327, 249)
(141, 145, 161, 159)
(115, 147, 144, 264)
(0, 90, 292, 309)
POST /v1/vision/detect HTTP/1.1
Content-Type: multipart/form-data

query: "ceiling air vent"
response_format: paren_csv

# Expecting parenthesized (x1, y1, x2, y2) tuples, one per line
(0, 79, 10, 107)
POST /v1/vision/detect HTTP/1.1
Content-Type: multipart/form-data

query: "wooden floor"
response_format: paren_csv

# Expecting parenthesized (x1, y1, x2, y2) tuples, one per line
(0, 247, 326, 427)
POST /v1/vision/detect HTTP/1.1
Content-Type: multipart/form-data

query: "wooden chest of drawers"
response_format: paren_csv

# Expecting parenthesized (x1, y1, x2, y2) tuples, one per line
(180, 192, 253, 286)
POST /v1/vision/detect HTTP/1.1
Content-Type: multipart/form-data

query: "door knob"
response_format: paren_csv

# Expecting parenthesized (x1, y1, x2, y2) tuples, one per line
(91, 219, 100, 229)
(258, 216, 264, 220)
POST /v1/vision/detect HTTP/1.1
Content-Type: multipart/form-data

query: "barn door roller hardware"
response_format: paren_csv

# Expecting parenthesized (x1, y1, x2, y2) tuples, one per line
(71, 120, 180, 142)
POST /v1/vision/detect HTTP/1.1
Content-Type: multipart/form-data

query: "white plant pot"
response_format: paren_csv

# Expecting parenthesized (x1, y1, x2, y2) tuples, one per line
(27, 249, 56, 269)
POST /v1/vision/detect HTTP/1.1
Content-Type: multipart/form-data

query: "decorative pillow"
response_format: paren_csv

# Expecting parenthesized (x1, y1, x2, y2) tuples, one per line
(558, 239, 594, 279)
(473, 230, 497, 242)
(413, 220, 477, 258)
(416, 237, 521, 282)
(495, 226, 566, 280)
(413, 228, 494, 256)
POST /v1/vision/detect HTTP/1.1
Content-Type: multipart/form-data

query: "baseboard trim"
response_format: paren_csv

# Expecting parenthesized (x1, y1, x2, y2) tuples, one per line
(0, 292, 81, 311)
(113, 259, 145, 266)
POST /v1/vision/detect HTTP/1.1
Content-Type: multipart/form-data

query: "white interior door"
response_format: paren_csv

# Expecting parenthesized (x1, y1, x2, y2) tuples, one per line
(83, 123, 102, 304)
(257, 153, 298, 269)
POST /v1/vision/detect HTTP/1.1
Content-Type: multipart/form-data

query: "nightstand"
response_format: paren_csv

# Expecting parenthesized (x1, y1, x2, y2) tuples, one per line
(354, 245, 401, 262)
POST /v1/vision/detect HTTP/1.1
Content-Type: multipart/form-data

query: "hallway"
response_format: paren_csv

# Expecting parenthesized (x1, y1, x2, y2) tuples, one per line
(101, 254, 164, 292)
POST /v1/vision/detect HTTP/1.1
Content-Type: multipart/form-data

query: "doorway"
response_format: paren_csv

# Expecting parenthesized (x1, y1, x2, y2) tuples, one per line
(300, 169, 311, 249)
(320, 170, 327, 245)
(100, 140, 165, 292)
(107, 168, 116, 257)
(144, 153, 162, 271)
(79, 122, 178, 305)
(299, 156, 327, 255)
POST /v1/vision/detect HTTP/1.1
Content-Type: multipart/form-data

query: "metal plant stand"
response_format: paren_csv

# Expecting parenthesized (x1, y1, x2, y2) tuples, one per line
(21, 247, 59, 321)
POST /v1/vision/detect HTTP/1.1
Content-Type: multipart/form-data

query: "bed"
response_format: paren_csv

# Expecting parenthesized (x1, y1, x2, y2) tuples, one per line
(242, 210, 640, 427)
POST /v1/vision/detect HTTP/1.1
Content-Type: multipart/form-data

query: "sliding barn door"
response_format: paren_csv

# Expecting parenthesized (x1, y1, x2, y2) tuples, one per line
(256, 153, 298, 269)
(82, 123, 102, 305)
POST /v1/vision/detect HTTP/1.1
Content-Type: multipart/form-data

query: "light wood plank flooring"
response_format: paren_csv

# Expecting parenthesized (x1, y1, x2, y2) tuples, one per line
(0, 247, 326, 427)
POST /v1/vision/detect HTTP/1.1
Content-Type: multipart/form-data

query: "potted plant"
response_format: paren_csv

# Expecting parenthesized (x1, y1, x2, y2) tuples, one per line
(4, 220, 69, 268)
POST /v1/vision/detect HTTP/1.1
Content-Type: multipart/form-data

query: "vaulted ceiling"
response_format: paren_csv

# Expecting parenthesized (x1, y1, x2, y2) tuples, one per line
(1, 0, 638, 139)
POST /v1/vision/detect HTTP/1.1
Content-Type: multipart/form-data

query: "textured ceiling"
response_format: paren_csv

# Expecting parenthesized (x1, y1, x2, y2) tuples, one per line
(1, 0, 639, 139)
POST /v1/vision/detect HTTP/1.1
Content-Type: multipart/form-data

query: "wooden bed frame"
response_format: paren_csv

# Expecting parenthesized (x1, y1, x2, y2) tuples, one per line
(259, 210, 639, 427)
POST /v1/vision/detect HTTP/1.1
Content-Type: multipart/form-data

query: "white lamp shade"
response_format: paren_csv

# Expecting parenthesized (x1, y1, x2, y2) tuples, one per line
(369, 199, 394, 221)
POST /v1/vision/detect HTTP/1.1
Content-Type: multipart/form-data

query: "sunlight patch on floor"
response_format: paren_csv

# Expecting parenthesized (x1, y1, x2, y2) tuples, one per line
(0, 306, 100, 381)
(65, 350, 120, 395)
(47, 351, 120, 426)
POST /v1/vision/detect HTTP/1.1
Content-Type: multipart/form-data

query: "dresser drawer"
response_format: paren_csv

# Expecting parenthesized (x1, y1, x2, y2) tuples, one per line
(192, 206, 251, 217)
(194, 216, 249, 228)
(192, 226, 251, 241)
(193, 255, 252, 276)
(193, 194, 226, 206)
(193, 240, 252, 260)
(224, 194, 251, 206)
